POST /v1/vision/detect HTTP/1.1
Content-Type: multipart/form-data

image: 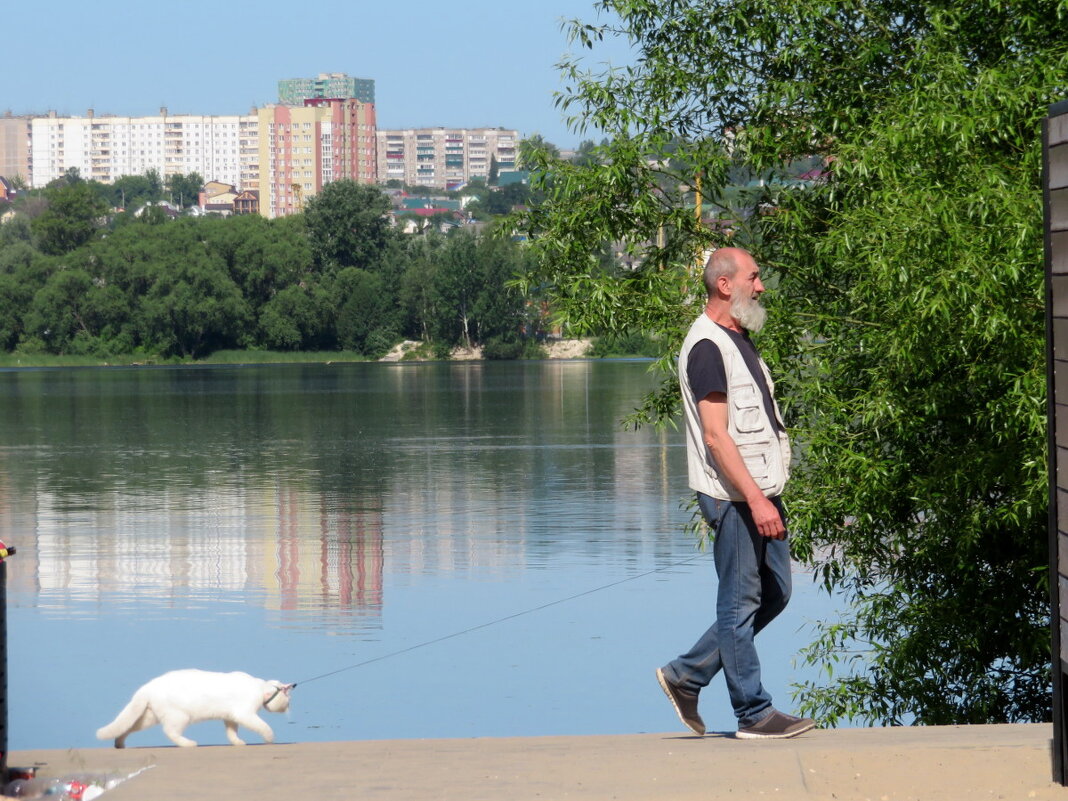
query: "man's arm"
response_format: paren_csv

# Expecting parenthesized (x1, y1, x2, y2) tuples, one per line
(698, 392, 786, 540)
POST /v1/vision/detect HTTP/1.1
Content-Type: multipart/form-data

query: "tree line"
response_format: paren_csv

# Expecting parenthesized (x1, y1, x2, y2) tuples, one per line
(0, 177, 542, 360)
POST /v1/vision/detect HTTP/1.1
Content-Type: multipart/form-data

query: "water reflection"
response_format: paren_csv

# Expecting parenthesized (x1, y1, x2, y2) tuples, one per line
(3, 361, 681, 629)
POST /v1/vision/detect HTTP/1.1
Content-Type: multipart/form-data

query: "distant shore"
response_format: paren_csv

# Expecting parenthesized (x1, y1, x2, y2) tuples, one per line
(0, 339, 598, 369)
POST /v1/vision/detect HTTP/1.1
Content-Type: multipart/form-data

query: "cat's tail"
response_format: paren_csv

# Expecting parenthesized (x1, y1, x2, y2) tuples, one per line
(96, 693, 148, 741)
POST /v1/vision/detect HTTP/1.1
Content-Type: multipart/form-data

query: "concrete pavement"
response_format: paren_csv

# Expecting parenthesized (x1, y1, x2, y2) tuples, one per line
(9, 723, 1068, 801)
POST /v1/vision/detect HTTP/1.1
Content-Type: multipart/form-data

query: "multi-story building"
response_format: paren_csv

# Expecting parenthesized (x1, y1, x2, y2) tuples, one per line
(0, 114, 32, 184)
(278, 73, 375, 106)
(28, 108, 256, 190)
(258, 98, 377, 218)
(239, 115, 260, 193)
(375, 127, 517, 190)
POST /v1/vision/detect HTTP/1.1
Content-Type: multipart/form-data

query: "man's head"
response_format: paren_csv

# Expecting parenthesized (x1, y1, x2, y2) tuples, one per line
(703, 247, 768, 332)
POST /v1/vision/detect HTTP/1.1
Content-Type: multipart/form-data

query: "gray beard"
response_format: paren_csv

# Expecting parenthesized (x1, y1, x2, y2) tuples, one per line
(731, 294, 768, 333)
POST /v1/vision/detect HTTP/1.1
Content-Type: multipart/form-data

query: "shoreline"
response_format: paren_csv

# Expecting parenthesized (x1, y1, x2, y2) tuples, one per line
(0, 338, 601, 370)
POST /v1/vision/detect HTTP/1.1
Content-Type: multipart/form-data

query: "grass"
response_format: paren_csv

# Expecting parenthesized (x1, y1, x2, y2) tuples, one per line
(198, 350, 372, 365)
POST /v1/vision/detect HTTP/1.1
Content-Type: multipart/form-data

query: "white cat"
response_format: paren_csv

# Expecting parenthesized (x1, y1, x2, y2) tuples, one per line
(96, 669, 294, 748)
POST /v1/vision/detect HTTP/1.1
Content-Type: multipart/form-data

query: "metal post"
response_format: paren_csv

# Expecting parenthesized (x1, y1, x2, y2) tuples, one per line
(0, 560, 7, 779)
(0, 541, 15, 780)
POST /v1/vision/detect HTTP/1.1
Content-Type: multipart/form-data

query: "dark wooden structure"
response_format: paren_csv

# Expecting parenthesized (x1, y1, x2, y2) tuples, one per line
(1045, 97, 1068, 784)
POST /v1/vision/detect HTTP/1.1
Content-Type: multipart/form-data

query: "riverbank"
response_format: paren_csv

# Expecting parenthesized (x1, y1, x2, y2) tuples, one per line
(9, 724, 1067, 801)
(0, 339, 596, 369)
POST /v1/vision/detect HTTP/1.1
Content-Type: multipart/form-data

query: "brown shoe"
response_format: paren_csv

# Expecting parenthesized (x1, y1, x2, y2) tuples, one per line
(735, 709, 816, 740)
(656, 668, 705, 735)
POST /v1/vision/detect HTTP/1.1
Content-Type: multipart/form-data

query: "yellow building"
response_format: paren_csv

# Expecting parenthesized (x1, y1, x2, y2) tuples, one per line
(258, 98, 377, 218)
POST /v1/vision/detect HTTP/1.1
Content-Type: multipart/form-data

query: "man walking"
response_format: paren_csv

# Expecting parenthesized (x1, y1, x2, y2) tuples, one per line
(656, 247, 815, 740)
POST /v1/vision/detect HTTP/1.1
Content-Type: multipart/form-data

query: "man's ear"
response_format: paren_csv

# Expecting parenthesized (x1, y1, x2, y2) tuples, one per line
(716, 273, 733, 297)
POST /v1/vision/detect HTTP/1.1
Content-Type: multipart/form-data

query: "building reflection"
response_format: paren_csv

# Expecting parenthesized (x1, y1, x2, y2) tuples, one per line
(0, 363, 687, 633)
(3, 481, 386, 632)
(273, 487, 384, 620)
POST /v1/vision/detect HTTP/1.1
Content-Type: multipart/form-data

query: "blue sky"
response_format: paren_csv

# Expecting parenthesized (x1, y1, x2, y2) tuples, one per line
(1, 0, 632, 149)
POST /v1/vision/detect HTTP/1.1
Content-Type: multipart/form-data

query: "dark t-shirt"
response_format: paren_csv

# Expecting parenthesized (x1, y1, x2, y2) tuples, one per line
(687, 324, 782, 432)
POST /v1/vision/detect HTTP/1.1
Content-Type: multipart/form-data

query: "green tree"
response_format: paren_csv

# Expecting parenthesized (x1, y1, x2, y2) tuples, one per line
(303, 180, 392, 271)
(470, 235, 531, 343)
(128, 225, 251, 358)
(431, 232, 482, 347)
(166, 172, 204, 209)
(398, 232, 446, 342)
(0, 214, 33, 248)
(518, 135, 560, 168)
(145, 169, 164, 199)
(0, 274, 32, 350)
(22, 268, 128, 354)
(258, 283, 333, 351)
(334, 267, 396, 354)
(571, 139, 603, 167)
(199, 213, 312, 311)
(109, 174, 163, 211)
(521, 0, 1068, 725)
(55, 167, 82, 186)
(137, 204, 170, 226)
(31, 182, 108, 255)
(484, 182, 534, 216)
(136, 256, 250, 358)
(421, 231, 534, 351)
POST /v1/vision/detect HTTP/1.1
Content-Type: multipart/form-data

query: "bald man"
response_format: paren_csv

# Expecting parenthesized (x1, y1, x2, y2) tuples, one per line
(655, 247, 815, 740)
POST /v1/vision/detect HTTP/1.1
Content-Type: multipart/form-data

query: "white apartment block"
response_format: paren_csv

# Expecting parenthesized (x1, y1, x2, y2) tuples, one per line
(29, 109, 257, 190)
(376, 127, 518, 190)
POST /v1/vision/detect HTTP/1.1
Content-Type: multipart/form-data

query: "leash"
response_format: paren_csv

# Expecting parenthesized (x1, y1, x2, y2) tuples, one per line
(294, 550, 710, 688)
(263, 685, 288, 707)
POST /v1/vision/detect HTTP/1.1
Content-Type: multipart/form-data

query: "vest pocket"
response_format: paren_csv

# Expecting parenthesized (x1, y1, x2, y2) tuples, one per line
(731, 384, 764, 433)
(737, 441, 775, 489)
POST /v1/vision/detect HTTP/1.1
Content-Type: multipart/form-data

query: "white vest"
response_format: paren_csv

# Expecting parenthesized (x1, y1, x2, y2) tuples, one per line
(678, 313, 791, 500)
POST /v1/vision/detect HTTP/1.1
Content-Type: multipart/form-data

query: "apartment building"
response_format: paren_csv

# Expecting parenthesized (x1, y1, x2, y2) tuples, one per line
(0, 115, 32, 183)
(376, 127, 517, 190)
(239, 116, 260, 193)
(278, 73, 375, 105)
(259, 98, 377, 218)
(28, 108, 256, 189)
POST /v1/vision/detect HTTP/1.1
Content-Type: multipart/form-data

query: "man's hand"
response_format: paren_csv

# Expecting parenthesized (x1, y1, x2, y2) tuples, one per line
(747, 494, 786, 540)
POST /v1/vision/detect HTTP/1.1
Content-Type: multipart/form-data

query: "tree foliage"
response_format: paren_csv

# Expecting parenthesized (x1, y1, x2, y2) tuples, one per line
(518, 0, 1068, 725)
(165, 172, 204, 208)
(31, 182, 108, 255)
(0, 179, 540, 360)
(303, 180, 393, 271)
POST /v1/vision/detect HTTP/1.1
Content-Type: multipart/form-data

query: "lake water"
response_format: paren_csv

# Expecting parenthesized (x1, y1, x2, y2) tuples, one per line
(0, 360, 839, 749)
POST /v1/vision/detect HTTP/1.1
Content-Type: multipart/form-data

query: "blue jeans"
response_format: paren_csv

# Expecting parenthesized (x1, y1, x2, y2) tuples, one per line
(661, 493, 792, 727)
